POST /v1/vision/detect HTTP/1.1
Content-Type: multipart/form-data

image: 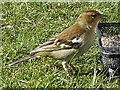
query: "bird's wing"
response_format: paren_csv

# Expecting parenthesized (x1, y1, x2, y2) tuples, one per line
(30, 22, 86, 55)
(30, 33, 85, 55)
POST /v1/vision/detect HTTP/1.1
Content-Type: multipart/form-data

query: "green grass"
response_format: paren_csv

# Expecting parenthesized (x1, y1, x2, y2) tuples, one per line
(1, 2, 120, 88)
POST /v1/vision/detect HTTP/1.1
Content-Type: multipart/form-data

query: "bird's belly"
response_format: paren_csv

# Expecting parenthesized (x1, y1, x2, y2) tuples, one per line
(50, 49, 77, 59)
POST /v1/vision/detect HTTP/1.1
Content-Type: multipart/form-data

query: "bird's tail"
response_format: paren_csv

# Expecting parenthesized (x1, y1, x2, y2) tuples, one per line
(8, 55, 34, 66)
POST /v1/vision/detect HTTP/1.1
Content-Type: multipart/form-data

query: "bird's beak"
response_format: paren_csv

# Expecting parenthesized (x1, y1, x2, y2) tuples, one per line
(99, 14, 106, 19)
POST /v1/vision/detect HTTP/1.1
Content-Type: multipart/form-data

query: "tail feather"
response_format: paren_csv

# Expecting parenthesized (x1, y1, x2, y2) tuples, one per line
(9, 55, 33, 66)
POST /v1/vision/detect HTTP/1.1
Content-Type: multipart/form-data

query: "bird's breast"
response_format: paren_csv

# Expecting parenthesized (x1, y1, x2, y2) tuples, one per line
(76, 29, 95, 56)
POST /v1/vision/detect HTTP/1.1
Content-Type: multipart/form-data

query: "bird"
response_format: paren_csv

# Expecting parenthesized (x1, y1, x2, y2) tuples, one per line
(9, 9, 105, 75)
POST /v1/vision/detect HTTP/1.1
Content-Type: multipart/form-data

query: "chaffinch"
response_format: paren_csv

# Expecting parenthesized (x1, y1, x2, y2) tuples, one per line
(9, 9, 104, 75)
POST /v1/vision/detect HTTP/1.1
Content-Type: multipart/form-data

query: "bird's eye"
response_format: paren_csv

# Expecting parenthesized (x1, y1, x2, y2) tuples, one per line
(91, 14, 97, 18)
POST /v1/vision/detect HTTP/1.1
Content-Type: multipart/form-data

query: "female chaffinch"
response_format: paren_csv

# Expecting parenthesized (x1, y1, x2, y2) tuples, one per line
(9, 9, 104, 75)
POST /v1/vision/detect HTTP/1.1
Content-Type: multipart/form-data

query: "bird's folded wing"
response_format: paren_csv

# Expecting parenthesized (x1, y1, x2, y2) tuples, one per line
(30, 35, 85, 55)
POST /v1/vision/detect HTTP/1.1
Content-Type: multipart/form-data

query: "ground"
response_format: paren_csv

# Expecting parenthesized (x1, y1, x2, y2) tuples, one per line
(1, 2, 120, 88)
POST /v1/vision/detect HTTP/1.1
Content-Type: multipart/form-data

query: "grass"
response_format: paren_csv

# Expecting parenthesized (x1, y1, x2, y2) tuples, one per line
(1, 2, 120, 88)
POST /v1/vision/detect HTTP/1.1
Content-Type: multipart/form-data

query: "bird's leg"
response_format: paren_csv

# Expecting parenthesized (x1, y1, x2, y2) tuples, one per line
(62, 61, 70, 77)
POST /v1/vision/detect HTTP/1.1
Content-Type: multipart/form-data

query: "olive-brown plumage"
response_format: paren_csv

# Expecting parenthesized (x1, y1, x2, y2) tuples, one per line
(9, 9, 104, 75)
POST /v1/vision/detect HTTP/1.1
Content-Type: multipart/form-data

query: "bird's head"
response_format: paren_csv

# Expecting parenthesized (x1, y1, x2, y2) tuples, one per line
(77, 9, 105, 26)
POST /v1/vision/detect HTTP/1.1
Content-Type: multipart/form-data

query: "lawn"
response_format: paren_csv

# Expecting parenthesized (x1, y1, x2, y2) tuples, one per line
(1, 2, 120, 88)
